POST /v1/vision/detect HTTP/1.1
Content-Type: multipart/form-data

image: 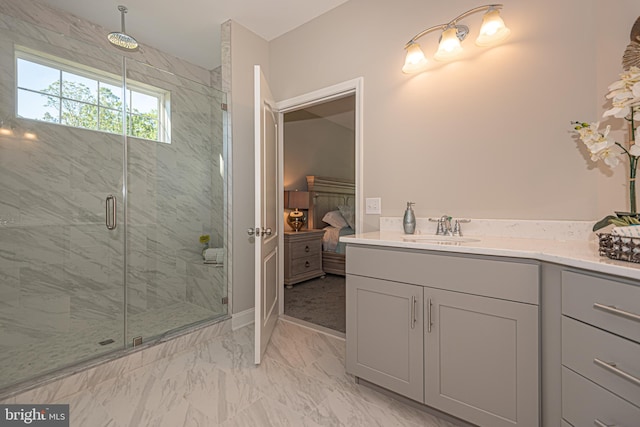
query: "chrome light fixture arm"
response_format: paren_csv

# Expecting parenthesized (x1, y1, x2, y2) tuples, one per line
(449, 4, 504, 27)
(404, 24, 450, 49)
(404, 4, 503, 48)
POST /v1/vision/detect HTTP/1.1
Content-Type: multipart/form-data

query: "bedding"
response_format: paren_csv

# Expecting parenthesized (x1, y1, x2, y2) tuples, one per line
(306, 176, 356, 276)
(322, 210, 349, 229)
(322, 226, 355, 254)
(338, 205, 355, 230)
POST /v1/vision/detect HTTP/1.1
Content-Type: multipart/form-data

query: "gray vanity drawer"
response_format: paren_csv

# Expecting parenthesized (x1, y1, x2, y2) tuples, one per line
(562, 316, 640, 407)
(562, 270, 640, 343)
(346, 245, 539, 304)
(562, 367, 640, 427)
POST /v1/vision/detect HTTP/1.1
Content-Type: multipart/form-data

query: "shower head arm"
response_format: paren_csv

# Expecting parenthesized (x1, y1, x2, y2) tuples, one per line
(118, 5, 128, 34)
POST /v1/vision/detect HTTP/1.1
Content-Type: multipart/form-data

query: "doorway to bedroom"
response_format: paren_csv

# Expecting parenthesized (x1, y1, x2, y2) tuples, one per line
(282, 94, 356, 335)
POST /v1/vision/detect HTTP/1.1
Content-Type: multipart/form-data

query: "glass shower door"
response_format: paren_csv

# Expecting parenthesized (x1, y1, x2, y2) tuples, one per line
(0, 16, 127, 390)
(124, 58, 228, 346)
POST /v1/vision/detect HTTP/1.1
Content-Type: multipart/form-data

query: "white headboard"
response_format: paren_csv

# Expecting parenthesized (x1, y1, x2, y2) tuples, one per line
(306, 175, 355, 230)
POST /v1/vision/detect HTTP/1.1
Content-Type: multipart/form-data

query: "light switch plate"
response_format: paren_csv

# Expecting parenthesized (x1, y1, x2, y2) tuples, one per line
(365, 197, 381, 214)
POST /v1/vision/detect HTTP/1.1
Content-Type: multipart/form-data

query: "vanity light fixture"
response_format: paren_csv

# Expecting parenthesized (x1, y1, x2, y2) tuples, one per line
(402, 4, 511, 74)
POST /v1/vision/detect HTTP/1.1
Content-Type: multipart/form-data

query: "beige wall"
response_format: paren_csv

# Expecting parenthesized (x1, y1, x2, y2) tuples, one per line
(230, 21, 269, 314)
(283, 116, 355, 191)
(269, 0, 640, 223)
(230, 1, 640, 314)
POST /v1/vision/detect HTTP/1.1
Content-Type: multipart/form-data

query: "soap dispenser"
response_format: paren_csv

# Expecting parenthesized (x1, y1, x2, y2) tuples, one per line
(403, 202, 416, 234)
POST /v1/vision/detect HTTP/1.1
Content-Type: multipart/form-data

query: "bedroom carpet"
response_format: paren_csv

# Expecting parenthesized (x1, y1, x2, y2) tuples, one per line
(284, 274, 345, 333)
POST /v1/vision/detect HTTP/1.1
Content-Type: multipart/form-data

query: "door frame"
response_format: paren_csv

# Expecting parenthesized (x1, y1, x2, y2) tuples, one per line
(275, 77, 364, 316)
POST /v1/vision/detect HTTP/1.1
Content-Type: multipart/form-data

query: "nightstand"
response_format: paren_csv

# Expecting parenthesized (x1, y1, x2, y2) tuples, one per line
(284, 229, 325, 288)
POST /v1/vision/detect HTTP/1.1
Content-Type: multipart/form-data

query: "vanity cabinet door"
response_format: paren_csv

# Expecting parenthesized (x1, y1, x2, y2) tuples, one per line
(424, 288, 539, 427)
(346, 274, 424, 402)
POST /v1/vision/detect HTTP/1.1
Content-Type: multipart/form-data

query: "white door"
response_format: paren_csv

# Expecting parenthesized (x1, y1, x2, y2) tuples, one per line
(253, 65, 279, 364)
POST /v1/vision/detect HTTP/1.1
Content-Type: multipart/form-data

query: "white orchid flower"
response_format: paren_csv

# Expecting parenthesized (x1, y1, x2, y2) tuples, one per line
(604, 103, 631, 118)
(589, 136, 614, 155)
(630, 143, 640, 157)
(577, 122, 601, 143)
(602, 152, 621, 168)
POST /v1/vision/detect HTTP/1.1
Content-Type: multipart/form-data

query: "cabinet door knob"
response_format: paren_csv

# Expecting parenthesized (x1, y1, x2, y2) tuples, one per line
(305, 261, 310, 268)
(305, 245, 310, 252)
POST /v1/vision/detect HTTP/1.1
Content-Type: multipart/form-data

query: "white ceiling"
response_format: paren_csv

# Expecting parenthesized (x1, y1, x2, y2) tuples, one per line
(38, 0, 349, 70)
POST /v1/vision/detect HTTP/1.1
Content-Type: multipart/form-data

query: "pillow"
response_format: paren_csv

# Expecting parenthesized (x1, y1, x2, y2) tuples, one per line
(322, 210, 349, 229)
(338, 205, 355, 230)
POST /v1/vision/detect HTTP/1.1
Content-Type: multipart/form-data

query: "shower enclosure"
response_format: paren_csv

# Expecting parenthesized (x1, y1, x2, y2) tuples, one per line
(0, 1, 228, 391)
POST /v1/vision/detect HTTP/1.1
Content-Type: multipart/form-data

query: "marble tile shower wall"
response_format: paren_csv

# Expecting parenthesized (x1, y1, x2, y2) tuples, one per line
(0, 0, 227, 387)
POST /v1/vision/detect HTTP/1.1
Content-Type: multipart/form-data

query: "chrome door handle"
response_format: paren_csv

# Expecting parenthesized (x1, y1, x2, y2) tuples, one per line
(247, 227, 260, 237)
(410, 296, 416, 329)
(593, 303, 640, 323)
(105, 195, 116, 230)
(594, 358, 640, 387)
(262, 227, 272, 236)
(427, 298, 433, 333)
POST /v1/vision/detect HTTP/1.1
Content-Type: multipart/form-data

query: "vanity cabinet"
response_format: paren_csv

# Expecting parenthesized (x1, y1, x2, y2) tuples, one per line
(424, 288, 538, 427)
(561, 270, 640, 427)
(346, 245, 540, 427)
(346, 274, 424, 402)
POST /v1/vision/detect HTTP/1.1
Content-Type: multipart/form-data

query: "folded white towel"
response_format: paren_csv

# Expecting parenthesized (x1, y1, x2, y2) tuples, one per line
(611, 225, 640, 238)
(204, 248, 224, 263)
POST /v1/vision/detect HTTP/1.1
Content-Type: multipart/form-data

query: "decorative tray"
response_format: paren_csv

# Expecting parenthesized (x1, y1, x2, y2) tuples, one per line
(597, 232, 640, 263)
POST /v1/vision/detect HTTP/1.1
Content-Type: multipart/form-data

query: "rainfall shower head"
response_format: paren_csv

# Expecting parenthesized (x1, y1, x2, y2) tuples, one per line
(107, 5, 139, 51)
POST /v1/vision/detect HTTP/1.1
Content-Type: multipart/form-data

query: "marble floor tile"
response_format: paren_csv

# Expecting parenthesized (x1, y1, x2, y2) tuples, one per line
(39, 320, 463, 427)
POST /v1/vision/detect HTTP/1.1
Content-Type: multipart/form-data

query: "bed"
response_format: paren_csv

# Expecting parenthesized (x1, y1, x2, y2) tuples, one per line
(306, 175, 356, 276)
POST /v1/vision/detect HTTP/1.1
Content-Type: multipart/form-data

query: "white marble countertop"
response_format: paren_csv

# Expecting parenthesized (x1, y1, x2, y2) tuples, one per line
(340, 230, 640, 282)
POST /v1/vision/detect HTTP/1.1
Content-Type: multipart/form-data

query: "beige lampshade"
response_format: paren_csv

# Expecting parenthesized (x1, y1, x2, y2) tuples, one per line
(285, 190, 309, 210)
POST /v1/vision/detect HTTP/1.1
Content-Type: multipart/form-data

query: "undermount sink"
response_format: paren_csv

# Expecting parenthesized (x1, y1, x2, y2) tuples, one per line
(402, 235, 480, 244)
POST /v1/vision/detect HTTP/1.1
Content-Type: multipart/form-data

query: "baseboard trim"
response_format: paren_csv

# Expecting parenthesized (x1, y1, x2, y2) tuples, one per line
(280, 315, 345, 340)
(232, 308, 255, 330)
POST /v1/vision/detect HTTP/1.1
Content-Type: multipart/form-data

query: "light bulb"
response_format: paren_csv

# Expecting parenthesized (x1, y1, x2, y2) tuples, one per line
(434, 27, 463, 61)
(402, 42, 428, 74)
(476, 8, 511, 47)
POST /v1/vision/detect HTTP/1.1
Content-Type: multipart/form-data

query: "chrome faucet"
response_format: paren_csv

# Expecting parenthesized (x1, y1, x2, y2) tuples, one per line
(430, 215, 471, 236)
(436, 215, 453, 236)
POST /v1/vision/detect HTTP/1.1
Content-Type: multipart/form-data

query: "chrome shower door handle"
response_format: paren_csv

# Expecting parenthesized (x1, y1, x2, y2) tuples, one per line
(106, 195, 117, 230)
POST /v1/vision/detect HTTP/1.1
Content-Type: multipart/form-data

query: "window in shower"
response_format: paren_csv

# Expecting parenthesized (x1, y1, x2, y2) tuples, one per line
(15, 49, 171, 143)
